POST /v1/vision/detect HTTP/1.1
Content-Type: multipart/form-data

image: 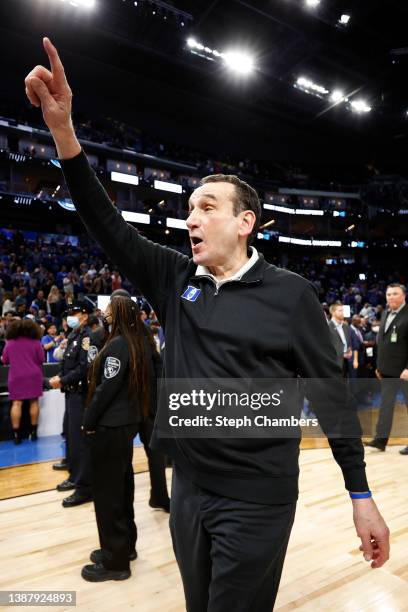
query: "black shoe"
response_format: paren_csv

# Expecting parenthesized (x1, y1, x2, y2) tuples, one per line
(29, 431, 38, 441)
(90, 549, 137, 564)
(81, 563, 131, 582)
(399, 446, 408, 455)
(149, 498, 170, 513)
(52, 460, 69, 471)
(364, 439, 386, 451)
(56, 479, 75, 492)
(13, 430, 22, 445)
(62, 492, 93, 508)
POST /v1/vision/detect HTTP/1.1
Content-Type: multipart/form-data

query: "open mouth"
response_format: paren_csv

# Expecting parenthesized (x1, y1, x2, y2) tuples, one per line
(191, 237, 203, 247)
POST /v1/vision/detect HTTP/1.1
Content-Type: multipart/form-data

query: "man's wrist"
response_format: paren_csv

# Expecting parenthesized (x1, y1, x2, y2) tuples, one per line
(52, 122, 81, 160)
(349, 491, 372, 500)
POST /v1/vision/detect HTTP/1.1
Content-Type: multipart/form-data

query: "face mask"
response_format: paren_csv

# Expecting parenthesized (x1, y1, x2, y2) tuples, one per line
(67, 315, 81, 329)
(372, 326, 379, 333)
(102, 315, 111, 331)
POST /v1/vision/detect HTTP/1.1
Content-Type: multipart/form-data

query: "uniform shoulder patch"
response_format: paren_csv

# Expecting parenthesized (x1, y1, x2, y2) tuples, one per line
(104, 356, 121, 379)
(87, 345, 99, 363)
(81, 337, 90, 351)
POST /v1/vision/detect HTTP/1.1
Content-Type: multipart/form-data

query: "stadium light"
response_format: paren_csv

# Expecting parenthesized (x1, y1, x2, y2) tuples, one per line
(330, 89, 344, 103)
(57, 0, 96, 8)
(305, 0, 320, 7)
(339, 14, 351, 25)
(222, 50, 255, 75)
(295, 76, 329, 97)
(186, 38, 255, 75)
(350, 99, 372, 113)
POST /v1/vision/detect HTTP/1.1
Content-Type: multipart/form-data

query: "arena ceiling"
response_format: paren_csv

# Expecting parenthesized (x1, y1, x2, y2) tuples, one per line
(0, 0, 408, 173)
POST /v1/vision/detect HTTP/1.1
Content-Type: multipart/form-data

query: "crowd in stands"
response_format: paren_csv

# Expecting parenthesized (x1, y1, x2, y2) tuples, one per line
(0, 228, 161, 359)
(1, 227, 406, 360)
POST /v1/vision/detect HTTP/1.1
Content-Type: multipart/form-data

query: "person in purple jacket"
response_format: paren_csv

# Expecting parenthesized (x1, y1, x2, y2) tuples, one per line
(1, 319, 45, 444)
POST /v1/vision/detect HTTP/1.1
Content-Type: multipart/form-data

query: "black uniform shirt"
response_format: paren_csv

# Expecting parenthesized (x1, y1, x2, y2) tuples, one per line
(84, 335, 142, 430)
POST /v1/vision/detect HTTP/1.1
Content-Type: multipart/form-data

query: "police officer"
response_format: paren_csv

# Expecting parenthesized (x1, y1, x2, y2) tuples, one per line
(48, 300, 94, 507)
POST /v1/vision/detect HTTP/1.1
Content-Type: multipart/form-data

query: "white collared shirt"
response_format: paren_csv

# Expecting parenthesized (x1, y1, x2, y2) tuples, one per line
(333, 319, 348, 353)
(195, 247, 259, 291)
(385, 302, 406, 332)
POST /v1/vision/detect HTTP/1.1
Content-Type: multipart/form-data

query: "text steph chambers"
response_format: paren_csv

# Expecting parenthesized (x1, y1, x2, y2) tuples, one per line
(168, 415, 319, 429)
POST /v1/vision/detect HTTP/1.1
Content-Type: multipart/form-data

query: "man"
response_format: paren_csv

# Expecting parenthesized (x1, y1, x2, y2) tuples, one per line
(32, 289, 47, 312)
(25, 38, 389, 608)
(328, 303, 353, 377)
(48, 300, 93, 506)
(365, 284, 408, 454)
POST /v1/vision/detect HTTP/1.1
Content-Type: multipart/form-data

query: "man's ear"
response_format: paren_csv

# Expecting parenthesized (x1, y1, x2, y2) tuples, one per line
(238, 210, 256, 239)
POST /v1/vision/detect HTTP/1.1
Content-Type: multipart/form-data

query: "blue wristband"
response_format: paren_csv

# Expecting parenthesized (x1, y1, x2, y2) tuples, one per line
(349, 491, 372, 499)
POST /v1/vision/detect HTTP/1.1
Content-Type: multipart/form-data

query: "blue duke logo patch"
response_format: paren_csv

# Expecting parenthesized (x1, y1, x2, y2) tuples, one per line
(181, 286, 201, 302)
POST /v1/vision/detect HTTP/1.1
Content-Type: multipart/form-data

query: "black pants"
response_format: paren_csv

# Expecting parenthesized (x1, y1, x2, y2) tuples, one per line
(139, 418, 170, 505)
(89, 424, 138, 571)
(170, 465, 296, 612)
(375, 377, 408, 443)
(66, 392, 91, 496)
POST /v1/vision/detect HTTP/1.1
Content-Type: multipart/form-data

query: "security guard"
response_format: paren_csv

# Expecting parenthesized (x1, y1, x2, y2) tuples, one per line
(48, 300, 93, 507)
(86, 290, 170, 512)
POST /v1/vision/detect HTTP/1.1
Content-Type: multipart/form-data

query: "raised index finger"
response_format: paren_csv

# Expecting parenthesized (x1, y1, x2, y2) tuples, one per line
(43, 37, 67, 88)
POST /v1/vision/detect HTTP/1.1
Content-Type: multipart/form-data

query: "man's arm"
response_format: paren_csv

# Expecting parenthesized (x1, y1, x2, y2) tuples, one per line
(25, 38, 189, 318)
(291, 283, 390, 568)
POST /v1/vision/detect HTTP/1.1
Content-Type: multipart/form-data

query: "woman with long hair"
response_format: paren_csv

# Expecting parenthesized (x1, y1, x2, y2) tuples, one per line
(1, 319, 44, 444)
(81, 295, 159, 583)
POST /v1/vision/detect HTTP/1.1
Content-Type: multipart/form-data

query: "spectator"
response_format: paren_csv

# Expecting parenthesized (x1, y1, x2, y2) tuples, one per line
(1, 319, 45, 444)
(2, 292, 14, 315)
(111, 270, 122, 292)
(33, 289, 47, 311)
(41, 322, 64, 363)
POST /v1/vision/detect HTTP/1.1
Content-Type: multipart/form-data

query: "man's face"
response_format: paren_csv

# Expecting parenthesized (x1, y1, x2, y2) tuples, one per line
(186, 182, 249, 267)
(333, 305, 344, 321)
(48, 325, 57, 336)
(386, 287, 405, 311)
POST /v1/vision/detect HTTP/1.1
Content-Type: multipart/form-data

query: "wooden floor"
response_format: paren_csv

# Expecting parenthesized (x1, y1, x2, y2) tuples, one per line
(0, 446, 150, 501)
(0, 445, 407, 611)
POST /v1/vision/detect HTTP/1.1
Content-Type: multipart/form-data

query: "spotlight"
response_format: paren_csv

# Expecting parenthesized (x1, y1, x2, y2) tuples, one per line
(339, 14, 351, 25)
(187, 37, 197, 48)
(295, 76, 329, 96)
(222, 51, 255, 75)
(305, 0, 320, 7)
(330, 89, 344, 103)
(63, 0, 96, 7)
(350, 99, 372, 113)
